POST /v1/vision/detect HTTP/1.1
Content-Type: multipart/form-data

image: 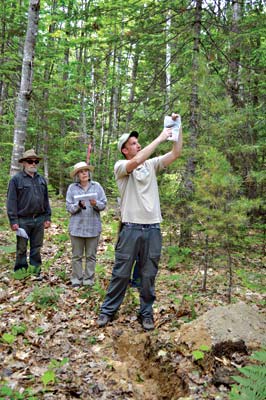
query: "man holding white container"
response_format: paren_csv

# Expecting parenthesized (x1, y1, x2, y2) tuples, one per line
(66, 162, 107, 288)
(97, 113, 182, 330)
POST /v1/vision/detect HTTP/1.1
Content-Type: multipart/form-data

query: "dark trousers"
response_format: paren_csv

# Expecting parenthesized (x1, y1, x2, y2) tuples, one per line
(131, 256, 140, 285)
(14, 215, 45, 271)
(100, 223, 162, 318)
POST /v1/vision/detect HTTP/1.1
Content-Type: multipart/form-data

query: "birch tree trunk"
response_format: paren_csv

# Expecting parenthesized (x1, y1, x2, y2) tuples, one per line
(10, 0, 41, 176)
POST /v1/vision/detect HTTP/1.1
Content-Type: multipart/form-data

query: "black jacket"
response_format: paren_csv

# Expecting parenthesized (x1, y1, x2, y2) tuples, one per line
(6, 171, 51, 225)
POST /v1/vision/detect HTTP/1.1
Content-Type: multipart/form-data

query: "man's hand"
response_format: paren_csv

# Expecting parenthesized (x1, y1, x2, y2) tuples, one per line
(125, 126, 174, 174)
(11, 224, 19, 231)
(171, 113, 180, 121)
(44, 221, 51, 229)
(158, 127, 173, 142)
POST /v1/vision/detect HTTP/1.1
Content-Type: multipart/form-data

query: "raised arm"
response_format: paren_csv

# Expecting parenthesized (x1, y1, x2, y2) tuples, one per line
(126, 128, 172, 173)
(160, 125, 183, 168)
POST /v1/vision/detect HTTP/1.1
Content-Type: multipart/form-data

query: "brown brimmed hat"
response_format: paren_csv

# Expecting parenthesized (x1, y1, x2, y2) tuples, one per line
(19, 149, 42, 163)
(118, 131, 139, 153)
(70, 161, 95, 178)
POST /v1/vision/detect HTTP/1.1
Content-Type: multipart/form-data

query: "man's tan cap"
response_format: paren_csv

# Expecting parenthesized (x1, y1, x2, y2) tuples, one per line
(117, 131, 139, 153)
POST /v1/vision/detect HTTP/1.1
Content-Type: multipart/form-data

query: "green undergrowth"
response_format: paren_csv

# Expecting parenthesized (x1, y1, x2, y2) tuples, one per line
(236, 269, 266, 293)
(230, 349, 266, 400)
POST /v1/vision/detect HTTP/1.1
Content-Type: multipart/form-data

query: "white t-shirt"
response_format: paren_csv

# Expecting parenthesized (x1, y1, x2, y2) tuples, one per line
(114, 156, 165, 224)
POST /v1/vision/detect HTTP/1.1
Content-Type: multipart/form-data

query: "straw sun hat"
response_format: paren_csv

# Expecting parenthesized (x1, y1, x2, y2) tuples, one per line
(70, 162, 94, 178)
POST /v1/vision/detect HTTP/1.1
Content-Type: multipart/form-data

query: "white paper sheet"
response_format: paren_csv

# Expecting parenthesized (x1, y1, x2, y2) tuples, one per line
(16, 228, 29, 239)
(164, 115, 181, 142)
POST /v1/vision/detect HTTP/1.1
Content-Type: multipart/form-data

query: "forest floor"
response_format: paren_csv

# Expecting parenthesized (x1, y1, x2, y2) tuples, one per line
(0, 199, 265, 400)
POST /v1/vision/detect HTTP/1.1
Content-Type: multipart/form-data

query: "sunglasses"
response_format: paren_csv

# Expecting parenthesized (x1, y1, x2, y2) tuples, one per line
(25, 159, 39, 164)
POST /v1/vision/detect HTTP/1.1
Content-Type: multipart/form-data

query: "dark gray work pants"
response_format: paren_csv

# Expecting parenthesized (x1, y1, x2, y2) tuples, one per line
(100, 223, 162, 318)
(15, 215, 45, 271)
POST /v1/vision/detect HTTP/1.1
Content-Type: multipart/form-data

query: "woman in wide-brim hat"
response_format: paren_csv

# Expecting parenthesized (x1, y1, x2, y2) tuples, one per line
(69, 161, 94, 178)
(66, 161, 107, 288)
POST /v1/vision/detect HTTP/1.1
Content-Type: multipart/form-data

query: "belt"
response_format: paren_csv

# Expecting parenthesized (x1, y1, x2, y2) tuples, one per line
(124, 222, 160, 228)
(19, 214, 42, 219)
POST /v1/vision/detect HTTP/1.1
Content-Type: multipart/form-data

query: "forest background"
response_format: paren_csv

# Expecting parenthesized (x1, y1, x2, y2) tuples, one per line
(0, 1, 266, 399)
(1, 0, 266, 267)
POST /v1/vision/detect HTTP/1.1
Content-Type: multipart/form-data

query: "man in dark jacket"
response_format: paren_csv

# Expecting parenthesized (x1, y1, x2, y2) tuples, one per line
(7, 149, 51, 275)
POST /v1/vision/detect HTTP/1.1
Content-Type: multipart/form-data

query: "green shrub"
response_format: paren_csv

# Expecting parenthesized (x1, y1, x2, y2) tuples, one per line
(1, 332, 16, 344)
(0, 384, 38, 399)
(26, 285, 63, 309)
(41, 357, 69, 386)
(11, 323, 27, 336)
(166, 246, 191, 269)
(12, 266, 40, 281)
(236, 269, 266, 293)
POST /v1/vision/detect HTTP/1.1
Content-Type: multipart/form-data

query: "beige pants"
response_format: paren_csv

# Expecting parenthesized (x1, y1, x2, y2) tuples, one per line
(70, 235, 99, 286)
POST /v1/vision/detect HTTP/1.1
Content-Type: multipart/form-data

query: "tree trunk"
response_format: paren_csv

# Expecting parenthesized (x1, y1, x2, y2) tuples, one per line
(41, 2, 57, 183)
(0, 81, 7, 117)
(97, 52, 110, 177)
(179, 0, 202, 246)
(10, 0, 41, 176)
(58, 47, 70, 196)
(165, 10, 172, 113)
(42, 67, 51, 183)
(227, 0, 242, 107)
(0, 12, 6, 117)
(227, 245, 233, 304)
(58, 0, 73, 195)
(126, 44, 140, 129)
(202, 233, 209, 292)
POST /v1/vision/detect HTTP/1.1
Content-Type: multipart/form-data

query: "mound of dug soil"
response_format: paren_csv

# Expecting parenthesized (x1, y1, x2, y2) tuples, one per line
(98, 303, 265, 399)
(173, 302, 266, 353)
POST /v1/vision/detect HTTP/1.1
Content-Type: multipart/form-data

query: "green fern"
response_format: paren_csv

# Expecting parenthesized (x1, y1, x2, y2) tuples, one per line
(253, 351, 266, 363)
(229, 350, 266, 400)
